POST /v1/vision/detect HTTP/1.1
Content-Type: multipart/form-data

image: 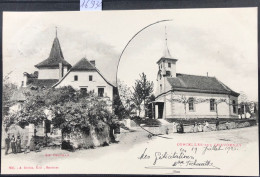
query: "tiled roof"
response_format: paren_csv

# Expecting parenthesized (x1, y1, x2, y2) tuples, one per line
(35, 37, 71, 68)
(167, 73, 239, 96)
(70, 58, 96, 71)
(27, 78, 59, 88)
(53, 57, 115, 88)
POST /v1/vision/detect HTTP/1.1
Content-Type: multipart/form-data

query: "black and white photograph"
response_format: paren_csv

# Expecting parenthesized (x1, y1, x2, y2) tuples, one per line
(1, 8, 259, 175)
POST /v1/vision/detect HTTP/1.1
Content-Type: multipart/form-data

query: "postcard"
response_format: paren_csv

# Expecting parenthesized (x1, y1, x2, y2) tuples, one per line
(1, 8, 259, 176)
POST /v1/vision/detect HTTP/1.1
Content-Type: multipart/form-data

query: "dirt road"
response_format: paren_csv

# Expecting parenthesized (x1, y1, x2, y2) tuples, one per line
(1, 126, 258, 176)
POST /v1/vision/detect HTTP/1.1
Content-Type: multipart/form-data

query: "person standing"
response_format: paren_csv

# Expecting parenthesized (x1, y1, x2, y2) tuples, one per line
(193, 122, 198, 133)
(10, 135, 16, 154)
(29, 135, 36, 151)
(5, 134, 11, 155)
(16, 136, 22, 153)
(114, 123, 121, 143)
(216, 118, 220, 131)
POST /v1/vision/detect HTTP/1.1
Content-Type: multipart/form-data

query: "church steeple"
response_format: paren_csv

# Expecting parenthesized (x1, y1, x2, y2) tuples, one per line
(163, 26, 172, 58)
(56, 26, 57, 38)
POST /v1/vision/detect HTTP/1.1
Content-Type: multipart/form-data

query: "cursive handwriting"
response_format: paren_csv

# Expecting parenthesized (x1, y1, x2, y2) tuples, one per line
(138, 147, 222, 169)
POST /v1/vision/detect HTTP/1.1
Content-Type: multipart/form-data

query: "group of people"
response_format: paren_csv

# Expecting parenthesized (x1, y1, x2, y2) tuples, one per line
(5, 134, 41, 155)
(192, 121, 210, 132)
(172, 118, 221, 133)
(5, 134, 22, 155)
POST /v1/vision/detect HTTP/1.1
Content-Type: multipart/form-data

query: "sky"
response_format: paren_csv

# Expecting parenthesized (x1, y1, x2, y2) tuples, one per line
(3, 8, 258, 101)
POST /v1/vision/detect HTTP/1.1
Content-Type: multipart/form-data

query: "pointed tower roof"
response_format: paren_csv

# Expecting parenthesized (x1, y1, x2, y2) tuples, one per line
(70, 58, 96, 71)
(157, 26, 178, 64)
(163, 26, 172, 58)
(35, 29, 71, 68)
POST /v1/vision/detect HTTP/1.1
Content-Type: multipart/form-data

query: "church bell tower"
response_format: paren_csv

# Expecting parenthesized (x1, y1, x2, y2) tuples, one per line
(156, 26, 178, 96)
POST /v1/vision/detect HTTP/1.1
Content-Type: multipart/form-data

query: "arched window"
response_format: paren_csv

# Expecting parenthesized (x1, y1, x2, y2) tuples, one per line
(232, 100, 236, 113)
(210, 99, 215, 111)
(188, 98, 194, 111)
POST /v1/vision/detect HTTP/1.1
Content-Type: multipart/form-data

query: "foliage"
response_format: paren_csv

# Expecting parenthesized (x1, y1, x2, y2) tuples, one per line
(3, 86, 117, 135)
(3, 71, 18, 108)
(117, 80, 134, 115)
(132, 73, 154, 116)
(146, 94, 156, 118)
(169, 95, 228, 118)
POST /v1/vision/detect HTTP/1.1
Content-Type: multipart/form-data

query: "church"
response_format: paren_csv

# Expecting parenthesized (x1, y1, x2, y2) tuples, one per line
(153, 32, 240, 119)
(22, 29, 115, 104)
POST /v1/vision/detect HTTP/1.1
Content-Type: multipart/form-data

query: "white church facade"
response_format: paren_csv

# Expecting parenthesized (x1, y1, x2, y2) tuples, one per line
(153, 34, 239, 119)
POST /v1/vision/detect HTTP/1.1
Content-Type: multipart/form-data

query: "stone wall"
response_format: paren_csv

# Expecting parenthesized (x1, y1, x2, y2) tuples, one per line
(63, 124, 110, 149)
(144, 119, 256, 134)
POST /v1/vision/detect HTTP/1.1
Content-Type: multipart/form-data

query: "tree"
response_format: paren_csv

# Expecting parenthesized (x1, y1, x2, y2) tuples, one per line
(169, 95, 190, 119)
(3, 71, 18, 109)
(132, 73, 154, 117)
(115, 80, 135, 118)
(238, 91, 248, 118)
(3, 86, 117, 143)
(146, 94, 156, 118)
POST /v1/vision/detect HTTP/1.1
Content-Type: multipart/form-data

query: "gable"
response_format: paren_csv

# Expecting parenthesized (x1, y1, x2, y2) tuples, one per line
(53, 58, 114, 88)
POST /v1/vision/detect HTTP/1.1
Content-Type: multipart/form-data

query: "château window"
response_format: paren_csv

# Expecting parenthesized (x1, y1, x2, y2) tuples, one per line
(188, 98, 194, 111)
(74, 75, 78, 81)
(210, 99, 215, 111)
(98, 88, 104, 97)
(89, 75, 93, 81)
(232, 100, 236, 113)
(80, 88, 87, 95)
(168, 63, 171, 68)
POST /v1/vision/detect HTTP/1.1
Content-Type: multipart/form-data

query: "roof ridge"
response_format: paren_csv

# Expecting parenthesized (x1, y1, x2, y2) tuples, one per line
(177, 73, 215, 78)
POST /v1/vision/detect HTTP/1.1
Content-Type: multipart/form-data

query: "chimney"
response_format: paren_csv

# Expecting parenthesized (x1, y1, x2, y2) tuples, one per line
(207, 72, 208, 77)
(59, 63, 63, 80)
(90, 60, 95, 66)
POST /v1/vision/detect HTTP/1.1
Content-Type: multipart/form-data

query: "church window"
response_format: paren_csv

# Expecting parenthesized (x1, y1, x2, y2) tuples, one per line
(188, 98, 194, 111)
(168, 63, 171, 68)
(89, 75, 93, 81)
(232, 100, 236, 113)
(166, 71, 171, 76)
(74, 75, 78, 81)
(210, 99, 215, 111)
